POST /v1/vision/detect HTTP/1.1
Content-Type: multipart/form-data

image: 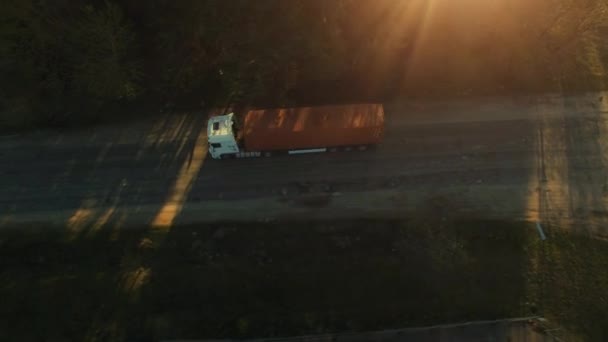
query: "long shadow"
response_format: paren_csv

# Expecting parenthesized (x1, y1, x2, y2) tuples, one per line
(0, 218, 534, 341)
(5, 96, 604, 340)
(0, 110, 211, 340)
(0, 110, 207, 237)
(10, 216, 607, 340)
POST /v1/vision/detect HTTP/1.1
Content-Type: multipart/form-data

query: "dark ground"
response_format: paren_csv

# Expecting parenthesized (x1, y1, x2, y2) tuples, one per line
(0, 219, 606, 341)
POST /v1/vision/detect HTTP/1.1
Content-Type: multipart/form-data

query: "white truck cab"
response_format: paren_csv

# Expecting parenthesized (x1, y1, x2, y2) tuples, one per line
(207, 113, 240, 159)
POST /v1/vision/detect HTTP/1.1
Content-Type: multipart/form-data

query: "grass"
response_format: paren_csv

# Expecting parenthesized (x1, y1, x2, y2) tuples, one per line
(533, 230, 608, 341)
(0, 219, 606, 341)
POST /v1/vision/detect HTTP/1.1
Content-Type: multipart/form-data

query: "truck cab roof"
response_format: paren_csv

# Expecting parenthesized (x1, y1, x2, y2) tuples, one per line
(207, 113, 235, 139)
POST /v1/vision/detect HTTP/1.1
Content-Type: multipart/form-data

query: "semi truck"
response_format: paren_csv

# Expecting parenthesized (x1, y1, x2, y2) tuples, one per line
(207, 104, 384, 159)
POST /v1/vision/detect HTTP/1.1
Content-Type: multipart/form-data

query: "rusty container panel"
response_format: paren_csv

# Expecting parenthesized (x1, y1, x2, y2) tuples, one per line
(243, 104, 384, 151)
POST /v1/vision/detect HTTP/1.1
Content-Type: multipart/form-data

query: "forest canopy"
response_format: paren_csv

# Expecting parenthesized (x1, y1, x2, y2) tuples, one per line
(2, 0, 608, 129)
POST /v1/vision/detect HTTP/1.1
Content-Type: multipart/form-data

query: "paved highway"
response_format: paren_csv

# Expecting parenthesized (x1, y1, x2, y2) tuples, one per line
(1, 93, 608, 236)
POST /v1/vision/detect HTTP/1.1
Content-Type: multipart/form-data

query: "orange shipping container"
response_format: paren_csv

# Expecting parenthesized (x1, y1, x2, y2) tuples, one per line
(243, 104, 384, 151)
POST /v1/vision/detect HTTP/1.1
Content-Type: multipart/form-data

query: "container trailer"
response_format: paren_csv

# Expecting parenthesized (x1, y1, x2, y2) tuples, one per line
(207, 104, 384, 159)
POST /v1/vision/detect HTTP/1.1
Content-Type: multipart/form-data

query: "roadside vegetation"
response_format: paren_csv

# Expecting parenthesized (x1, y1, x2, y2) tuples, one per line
(2, 0, 608, 131)
(0, 219, 606, 340)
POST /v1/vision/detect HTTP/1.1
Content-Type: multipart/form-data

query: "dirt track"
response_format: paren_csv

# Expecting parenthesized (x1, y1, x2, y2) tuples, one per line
(2, 92, 608, 236)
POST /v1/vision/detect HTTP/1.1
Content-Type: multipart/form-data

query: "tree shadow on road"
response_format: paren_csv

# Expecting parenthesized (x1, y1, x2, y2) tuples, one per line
(0, 110, 209, 239)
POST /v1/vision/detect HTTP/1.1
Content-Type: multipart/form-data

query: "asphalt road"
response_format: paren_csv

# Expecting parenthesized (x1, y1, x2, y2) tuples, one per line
(2, 92, 608, 235)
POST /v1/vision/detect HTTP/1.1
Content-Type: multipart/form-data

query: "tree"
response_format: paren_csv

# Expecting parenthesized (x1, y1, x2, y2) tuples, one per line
(73, 1, 140, 102)
(0, 0, 139, 127)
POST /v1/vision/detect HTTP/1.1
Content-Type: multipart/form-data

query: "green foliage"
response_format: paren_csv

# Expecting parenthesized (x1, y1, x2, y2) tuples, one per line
(137, 0, 348, 105)
(2, 0, 608, 130)
(0, 0, 140, 128)
(73, 2, 140, 101)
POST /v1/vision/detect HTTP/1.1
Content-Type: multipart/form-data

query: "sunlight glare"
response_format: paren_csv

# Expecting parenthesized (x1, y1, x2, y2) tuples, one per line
(151, 126, 208, 228)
